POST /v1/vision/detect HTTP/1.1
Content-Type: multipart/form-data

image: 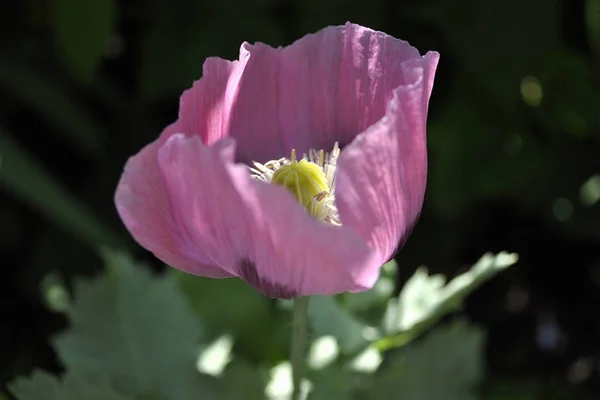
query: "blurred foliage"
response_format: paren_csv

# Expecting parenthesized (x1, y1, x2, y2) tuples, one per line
(51, 250, 219, 400)
(52, 0, 115, 82)
(0, 134, 119, 249)
(379, 253, 517, 349)
(172, 269, 280, 363)
(10, 370, 130, 400)
(308, 295, 371, 355)
(367, 320, 485, 400)
(1, 0, 600, 398)
(10, 250, 511, 399)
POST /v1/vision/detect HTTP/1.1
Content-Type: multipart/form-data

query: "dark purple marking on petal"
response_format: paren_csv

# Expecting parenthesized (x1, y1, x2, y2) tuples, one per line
(237, 258, 299, 299)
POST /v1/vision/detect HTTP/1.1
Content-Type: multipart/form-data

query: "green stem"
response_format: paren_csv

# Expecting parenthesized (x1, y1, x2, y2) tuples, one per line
(291, 296, 310, 400)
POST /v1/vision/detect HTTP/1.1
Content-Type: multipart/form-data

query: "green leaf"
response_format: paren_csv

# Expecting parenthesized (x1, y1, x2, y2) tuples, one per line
(10, 370, 130, 400)
(52, 250, 220, 399)
(306, 367, 356, 400)
(0, 132, 118, 249)
(53, 0, 115, 82)
(379, 252, 517, 349)
(222, 360, 267, 400)
(173, 270, 275, 361)
(368, 320, 485, 400)
(308, 296, 372, 354)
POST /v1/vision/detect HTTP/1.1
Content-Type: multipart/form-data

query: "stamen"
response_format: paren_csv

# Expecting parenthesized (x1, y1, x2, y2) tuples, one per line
(249, 142, 341, 227)
(314, 191, 328, 202)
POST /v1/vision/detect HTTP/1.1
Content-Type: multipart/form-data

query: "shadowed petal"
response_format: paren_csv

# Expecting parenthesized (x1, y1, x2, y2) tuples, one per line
(157, 134, 247, 274)
(157, 134, 379, 298)
(115, 123, 232, 278)
(335, 52, 439, 265)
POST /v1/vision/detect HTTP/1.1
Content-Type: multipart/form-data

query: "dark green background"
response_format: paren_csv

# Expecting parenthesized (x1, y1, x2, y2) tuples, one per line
(1, 0, 599, 398)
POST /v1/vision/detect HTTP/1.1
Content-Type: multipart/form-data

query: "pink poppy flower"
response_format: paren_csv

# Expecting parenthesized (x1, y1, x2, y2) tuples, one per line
(115, 22, 439, 299)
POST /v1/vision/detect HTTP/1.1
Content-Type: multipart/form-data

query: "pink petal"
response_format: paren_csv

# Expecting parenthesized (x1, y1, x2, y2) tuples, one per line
(225, 22, 426, 162)
(115, 124, 233, 278)
(240, 180, 380, 297)
(168, 23, 436, 164)
(157, 134, 379, 298)
(116, 23, 440, 297)
(336, 51, 439, 266)
(157, 54, 250, 147)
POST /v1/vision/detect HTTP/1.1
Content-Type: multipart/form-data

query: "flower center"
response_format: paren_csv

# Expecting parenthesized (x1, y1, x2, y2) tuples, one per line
(271, 149, 329, 211)
(249, 143, 341, 226)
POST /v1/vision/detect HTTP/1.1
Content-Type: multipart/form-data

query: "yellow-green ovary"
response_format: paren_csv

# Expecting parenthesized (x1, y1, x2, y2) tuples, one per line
(271, 159, 329, 210)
